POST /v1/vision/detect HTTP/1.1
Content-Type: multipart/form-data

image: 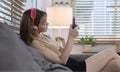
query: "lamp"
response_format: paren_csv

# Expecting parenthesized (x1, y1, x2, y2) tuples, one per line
(47, 6, 72, 47)
(47, 6, 72, 29)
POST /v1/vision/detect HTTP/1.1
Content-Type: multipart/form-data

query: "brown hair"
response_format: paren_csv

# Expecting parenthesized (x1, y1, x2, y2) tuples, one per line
(20, 9, 46, 45)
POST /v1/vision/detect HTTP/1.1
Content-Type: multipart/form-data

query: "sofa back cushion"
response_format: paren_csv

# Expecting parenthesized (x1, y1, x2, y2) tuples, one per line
(0, 22, 43, 71)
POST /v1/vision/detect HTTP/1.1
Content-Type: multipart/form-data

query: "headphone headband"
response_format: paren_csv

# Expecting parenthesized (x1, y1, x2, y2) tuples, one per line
(30, 8, 36, 25)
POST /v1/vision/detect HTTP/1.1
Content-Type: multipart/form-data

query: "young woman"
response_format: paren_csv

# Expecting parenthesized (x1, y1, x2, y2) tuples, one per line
(20, 9, 120, 72)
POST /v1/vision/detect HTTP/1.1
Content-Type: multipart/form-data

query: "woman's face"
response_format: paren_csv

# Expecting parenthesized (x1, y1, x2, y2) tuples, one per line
(38, 14, 48, 33)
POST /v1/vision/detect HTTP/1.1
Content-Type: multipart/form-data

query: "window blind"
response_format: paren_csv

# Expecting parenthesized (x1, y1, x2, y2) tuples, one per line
(72, 0, 120, 43)
(0, 0, 24, 31)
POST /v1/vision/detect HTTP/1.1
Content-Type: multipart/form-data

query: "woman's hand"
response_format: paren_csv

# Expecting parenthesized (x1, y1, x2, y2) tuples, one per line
(68, 24, 79, 39)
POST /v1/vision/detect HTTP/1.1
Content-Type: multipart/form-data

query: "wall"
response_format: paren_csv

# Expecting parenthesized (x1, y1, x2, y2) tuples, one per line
(24, 0, 32, 10)
(24, 0, 52, 11)
(24, 0, 116, 54)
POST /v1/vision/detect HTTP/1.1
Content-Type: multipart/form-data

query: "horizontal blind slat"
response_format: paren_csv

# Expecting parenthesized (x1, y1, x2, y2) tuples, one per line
(0, 0, 24, 31)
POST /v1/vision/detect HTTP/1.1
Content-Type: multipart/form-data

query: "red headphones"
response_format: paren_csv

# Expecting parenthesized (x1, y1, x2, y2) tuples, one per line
(30, 8, 38, 30)
(30, 8, 36, 25)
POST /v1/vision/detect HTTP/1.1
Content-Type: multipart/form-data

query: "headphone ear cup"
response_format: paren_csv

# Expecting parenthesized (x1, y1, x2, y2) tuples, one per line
(33, 25, 38, 30)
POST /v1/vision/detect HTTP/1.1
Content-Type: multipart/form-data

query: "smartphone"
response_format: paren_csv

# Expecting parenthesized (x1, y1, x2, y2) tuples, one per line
(72, 17, 77, 29)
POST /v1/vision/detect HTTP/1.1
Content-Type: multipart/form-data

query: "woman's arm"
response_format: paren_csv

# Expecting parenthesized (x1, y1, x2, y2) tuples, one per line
(46, 36, 75, 64)
(32, 25, 79, 64)
(58, 25, 79, 64)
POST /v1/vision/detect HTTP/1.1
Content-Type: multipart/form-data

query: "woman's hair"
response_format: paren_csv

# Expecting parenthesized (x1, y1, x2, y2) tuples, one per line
(20, 9, 46, 45)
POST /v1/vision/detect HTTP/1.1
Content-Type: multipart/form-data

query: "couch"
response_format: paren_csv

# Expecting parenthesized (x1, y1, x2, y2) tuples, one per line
(0, 22, 72, 72)
(1, 21, 120, 72)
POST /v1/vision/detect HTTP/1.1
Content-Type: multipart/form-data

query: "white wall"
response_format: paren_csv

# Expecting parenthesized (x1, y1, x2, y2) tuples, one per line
(39, 0, 52, 11)
(24, 0, 32, 10)
(24, 0, 52, 11)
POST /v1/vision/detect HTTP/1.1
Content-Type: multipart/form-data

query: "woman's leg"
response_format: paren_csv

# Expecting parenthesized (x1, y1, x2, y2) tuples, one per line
(85, 49, 120, 72)
(100, 58, 120, 72)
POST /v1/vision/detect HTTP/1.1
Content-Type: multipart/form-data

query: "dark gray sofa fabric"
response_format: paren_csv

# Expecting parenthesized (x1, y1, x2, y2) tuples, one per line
(0, 23, 43, 71)
(20, 39, 72, 72)
(0, 22, 72, 72)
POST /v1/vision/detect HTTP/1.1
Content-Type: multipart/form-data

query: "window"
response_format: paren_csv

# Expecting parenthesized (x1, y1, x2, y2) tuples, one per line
(0, 0, 24, 31)
(72, 0, 120, 43)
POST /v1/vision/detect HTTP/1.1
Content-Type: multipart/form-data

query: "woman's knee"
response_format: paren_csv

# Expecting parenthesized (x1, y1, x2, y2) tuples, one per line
(100, 58, 120, 72)
(102, 49, 118, 56)
(102, 49, 114, 54)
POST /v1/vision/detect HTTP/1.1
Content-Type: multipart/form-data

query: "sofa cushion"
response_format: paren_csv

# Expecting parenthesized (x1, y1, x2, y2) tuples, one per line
(0, 22, 43, 71)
